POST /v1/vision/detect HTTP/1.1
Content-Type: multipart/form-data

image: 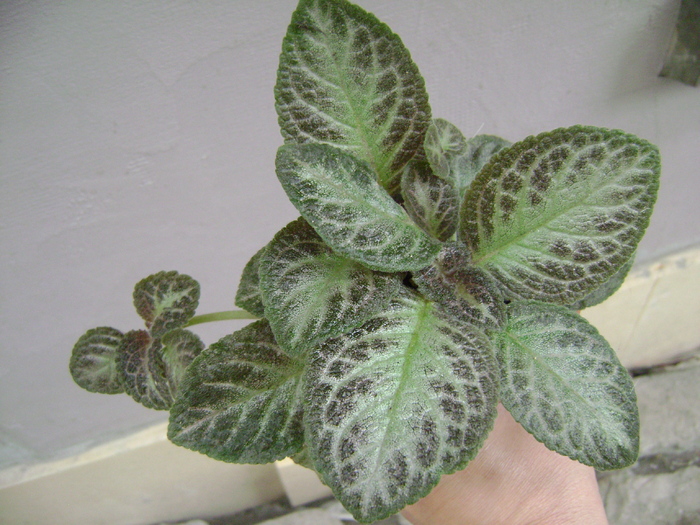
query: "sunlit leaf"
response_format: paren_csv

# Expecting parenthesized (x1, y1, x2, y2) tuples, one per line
(461, 126, 660, 304)
(414, 243, 505, 330)
(259, 217, 402, 355)
(275, 0, 431, 190)
(70, 327, 125, 394)
(493, 301, 639, 470)
(401, 159, 459, 242)
(304, 289, 498, 522)
(235, 245, 267, 318)
(168, 320, 305, 463)
(133, 271, 200, 338)
(276, 143, 442, 272)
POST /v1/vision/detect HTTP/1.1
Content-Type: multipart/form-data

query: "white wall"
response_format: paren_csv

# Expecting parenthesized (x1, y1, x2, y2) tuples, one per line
(1, 0, 698, 470)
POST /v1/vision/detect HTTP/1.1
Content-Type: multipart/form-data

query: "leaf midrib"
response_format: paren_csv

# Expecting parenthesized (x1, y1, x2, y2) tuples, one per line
(471, 166, 640, 268)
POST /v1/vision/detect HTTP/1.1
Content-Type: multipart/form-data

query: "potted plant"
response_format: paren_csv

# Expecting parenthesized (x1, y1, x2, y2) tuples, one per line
(70, 0, 660, 522)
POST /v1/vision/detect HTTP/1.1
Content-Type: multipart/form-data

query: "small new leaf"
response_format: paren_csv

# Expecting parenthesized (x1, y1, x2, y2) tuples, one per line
(117, 330, 173, 410)
(401, 159, 459, 242)
(275, 0, 431, 190)
(259, 217, 402, 355)
(423, 118, 469, 181)
(414, 243, 505, 330)
(462, 126, 660, 304)
(162, 329, 205, 388)
(168, 320, 305, 464)
(70, 327, 125, 394)
(305, 289, 498, 522)
(458, 134, 511, 197)
(133, 271, 200, 338)
(276, 143, 442, 272)
(493, 301, 639, 470)
(234, 246, 267, 317)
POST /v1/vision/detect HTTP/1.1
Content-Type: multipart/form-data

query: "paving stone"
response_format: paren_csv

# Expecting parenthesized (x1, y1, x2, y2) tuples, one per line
(256, 508, 343, 525)
(601, 466, 700, 525)
(598, 356, 700, 524)
(635, 358, 700, 456)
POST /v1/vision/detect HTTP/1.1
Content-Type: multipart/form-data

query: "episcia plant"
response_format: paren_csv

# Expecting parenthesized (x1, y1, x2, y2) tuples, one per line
(69, 0, 661, 522)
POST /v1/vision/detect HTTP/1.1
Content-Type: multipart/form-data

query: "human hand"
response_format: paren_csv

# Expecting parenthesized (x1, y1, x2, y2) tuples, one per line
(401, 405, 609, 525)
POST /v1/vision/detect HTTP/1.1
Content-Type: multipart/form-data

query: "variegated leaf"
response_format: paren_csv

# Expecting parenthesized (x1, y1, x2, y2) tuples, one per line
(117, 330, 172, 410)
(461, 126, 660, 304)
(168, 320, 305, 464)
(414, 243, 505, 330)
(133, 271, 200, 338)
(275, 0, 431, 190)
(70, 327, 125, 394)
(400, 159, 459, 242)
(569, 254, 635, 310)
(305, 289, 498, 522)
(259, 217, 402, 355)
(493, 301, 639, 470)
(234, 245, 267, 317)
(161, 329, 205, 388)
(276, 143, 442, 272)
(457, 134, 511, 197)
(423, 118, 469, 181)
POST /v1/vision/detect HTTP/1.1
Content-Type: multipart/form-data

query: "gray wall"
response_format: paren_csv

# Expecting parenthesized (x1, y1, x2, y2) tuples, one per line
(2, 0, 698, 469)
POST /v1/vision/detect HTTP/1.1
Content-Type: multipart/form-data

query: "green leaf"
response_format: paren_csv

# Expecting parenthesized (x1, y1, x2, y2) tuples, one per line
(493, 301, 639, 470)
(400, 159, 459, 242)
(461, 126, 660, 304)
(458, 134, 511, 197)
(568, 254, 635, 310)
(234, 246, 267, 318)
(168, 320, 305, 464)
(259, 217, 402, 355)
(133, 271, 200, 338)
(423, 118, 469, 181)
(276, 143, 442, 272)
(304, 289, 498, 522)
(70, 327, 125, 394)
(117, 330, 173, 410)
(275, 0, 431, 190)
(413, 243, 505, 331)
(161, 329, 205, 387)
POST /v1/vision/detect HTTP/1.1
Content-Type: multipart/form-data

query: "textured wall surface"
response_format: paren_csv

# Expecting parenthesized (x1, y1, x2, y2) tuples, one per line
(1, 0, 698, 470)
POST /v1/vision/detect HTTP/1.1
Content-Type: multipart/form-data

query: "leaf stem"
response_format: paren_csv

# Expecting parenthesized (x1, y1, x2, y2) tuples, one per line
(185, 310, 260, 327)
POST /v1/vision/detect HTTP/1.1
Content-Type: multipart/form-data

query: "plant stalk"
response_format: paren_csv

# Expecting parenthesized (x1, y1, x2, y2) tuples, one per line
(185, 310, 259, 327)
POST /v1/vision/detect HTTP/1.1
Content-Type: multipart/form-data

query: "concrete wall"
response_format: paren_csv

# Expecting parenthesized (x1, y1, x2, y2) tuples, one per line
(1, 0, 698, 474)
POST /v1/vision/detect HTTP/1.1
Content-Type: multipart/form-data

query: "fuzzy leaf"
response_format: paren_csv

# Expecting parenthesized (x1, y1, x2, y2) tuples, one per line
(117, 330, 172, 410)
(168, 320, 305, 464)
(70, 327, 125, 394)
(235, 246, 267, 318)
(461, 126, 660, 304)
(305, 289, 498, 522)
(400, 159, 459, 242)
(414, 243, 505, 330)
(458, 134, 511, 197)
(276, 143, 442, 272)
(493, 301, 639, 470)
(133, 271, 200, 338)
(275, 0, 431, 190)
(161, 329, 205, 387)
(569, 254, 635, 310)
(259, 217, 402, 355)
(423, 118, 468, 182)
